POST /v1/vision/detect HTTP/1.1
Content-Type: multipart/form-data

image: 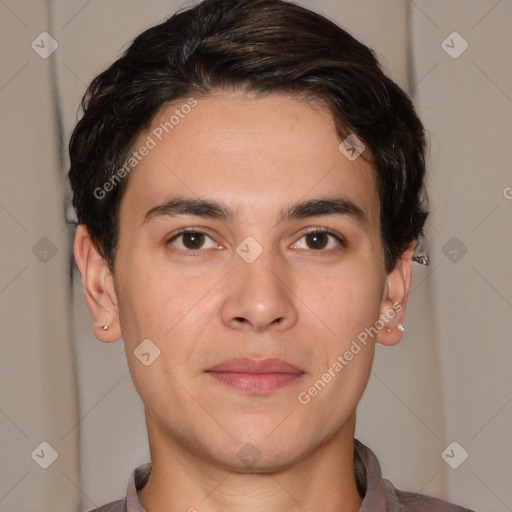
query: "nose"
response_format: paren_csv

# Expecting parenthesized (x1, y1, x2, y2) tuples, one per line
(221, 247, 298, 333)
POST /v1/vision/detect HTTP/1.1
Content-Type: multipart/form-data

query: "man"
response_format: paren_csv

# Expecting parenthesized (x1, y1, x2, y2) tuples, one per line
(69, 0, 476, 510)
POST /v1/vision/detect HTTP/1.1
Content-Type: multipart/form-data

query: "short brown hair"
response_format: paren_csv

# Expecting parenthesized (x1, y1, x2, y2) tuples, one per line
(69, 0, 429, 273)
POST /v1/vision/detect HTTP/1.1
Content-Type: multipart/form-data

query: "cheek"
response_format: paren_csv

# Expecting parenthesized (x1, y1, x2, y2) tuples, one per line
(116, 261, 220, 385)
(302, 262, 384, 339)
(116, 255, 190, 337)
(116, 269, 200, 408)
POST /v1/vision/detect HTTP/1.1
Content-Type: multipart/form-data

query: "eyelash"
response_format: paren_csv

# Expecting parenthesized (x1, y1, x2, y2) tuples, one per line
(166, 227, 346, 255)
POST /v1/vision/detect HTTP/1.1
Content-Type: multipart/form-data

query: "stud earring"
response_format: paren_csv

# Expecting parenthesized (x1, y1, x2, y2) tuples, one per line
(385, 327, 392, 333)
(98, 323, 110, 331)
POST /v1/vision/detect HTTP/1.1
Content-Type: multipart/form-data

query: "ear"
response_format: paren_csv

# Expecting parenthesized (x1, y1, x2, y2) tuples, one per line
(74, 225, 122, 343)
(375, 241, 416, 346)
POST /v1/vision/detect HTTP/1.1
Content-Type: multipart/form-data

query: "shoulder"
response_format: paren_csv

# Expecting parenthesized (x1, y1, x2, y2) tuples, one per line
(84, 499, 125, 512)
(395, 487, 477, 511)
(354, 441, 477, 512)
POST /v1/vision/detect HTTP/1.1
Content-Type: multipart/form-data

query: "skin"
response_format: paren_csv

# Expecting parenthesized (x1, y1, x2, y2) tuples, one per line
(75, 90, 414, 512)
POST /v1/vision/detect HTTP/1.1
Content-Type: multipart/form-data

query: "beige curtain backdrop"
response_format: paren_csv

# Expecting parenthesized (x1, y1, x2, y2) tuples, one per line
(1, 1, 510, 511)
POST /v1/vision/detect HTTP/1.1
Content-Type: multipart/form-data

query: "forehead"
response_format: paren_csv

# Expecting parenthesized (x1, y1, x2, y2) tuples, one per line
(119, 91, 380, 230)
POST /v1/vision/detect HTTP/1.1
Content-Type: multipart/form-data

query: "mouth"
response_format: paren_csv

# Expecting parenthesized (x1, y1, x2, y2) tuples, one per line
(205, 358, 306, 393)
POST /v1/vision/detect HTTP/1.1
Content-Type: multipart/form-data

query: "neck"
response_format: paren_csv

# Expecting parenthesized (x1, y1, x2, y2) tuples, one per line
(138, 411, 363, 512)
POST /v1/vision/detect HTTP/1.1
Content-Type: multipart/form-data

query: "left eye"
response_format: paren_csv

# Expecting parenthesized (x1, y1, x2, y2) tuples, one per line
(292, 230, 345, 251)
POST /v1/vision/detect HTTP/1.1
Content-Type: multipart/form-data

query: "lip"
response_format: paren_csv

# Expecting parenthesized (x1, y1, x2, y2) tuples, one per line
(206, 357, 304, 373)
(205, 358, 305, 393)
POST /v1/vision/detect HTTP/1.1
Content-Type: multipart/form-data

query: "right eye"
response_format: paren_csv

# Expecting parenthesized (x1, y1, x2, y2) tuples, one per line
(166, 229, 220, 253)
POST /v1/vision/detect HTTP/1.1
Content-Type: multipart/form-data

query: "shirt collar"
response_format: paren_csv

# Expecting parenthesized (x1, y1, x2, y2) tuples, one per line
(126, 461, 150, 512)
(124, 439, 400, 511)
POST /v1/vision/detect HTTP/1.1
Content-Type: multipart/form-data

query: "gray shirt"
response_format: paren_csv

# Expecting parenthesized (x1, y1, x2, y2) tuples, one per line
(86, 439, 476, 511)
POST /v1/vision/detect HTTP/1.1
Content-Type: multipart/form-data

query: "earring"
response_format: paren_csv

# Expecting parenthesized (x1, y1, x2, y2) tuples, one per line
(385, 324, 405, 333)
(98, 323, 110, 331)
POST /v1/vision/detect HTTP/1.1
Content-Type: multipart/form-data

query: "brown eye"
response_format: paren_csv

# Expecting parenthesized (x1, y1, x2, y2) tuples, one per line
(167, 230, 217, 252)
(292, 229, 345, 252)
(305, 232, 329, 250)
(181, 232, 205, 249)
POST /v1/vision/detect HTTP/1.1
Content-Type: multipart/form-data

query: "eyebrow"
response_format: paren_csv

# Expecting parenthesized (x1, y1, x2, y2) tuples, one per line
(142, 196, 369, 228)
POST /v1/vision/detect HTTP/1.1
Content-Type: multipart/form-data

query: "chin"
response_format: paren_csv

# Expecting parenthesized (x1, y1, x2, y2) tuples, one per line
(213, 440, 305, 474)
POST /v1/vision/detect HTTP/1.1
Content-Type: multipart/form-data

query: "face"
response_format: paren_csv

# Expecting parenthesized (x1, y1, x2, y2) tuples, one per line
(85, 90, 409, 472)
